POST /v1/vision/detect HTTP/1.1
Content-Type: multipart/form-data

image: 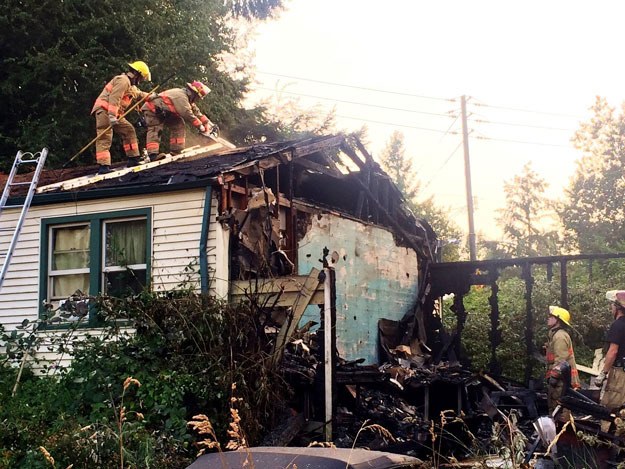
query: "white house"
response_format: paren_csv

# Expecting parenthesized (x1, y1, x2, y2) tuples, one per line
(0, 135, 436, 366)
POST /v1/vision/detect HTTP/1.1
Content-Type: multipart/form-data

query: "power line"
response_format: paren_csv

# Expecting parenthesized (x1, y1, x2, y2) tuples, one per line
(255, 86, 456, 118)
(474, 135, 571, 147)
(421, 140, 464, 191)
(256, 71, 455, 102)
(472, 99, 584, 119)
(472, 118, 576, 132)
(336, 114, 460, 134)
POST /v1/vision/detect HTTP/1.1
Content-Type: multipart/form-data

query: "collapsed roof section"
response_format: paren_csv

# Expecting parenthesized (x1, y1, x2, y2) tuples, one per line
(30, 134, 437, 261)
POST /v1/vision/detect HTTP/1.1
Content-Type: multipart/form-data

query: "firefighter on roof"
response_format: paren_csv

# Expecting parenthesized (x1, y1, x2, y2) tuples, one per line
(141, 80, 218, 161)
(91, 61, 153, 174)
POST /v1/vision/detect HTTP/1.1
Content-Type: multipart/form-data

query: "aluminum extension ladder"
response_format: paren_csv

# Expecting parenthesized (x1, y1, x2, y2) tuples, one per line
(0, 148, 48, 291)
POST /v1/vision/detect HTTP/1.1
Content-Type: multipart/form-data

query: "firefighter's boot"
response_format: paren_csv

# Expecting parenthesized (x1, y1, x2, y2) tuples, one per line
(98, 165, 112, 175)
(127, 157, 141, 167)
(149, 153, 166, 162)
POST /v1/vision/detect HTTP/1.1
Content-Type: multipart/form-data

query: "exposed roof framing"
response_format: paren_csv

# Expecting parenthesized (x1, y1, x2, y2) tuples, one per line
(4, 134, 437, 261)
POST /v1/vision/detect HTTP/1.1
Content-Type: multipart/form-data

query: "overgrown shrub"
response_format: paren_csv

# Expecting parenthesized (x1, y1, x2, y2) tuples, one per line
(0, 291, 290, 468)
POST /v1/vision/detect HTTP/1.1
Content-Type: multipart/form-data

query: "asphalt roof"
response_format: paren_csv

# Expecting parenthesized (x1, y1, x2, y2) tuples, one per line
(4, 135, 344, 197)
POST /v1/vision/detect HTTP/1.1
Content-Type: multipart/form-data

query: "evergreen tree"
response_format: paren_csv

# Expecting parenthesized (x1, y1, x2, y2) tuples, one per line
(0, 0, 283, 168)
(378, 131, 464, 261)
(379, 131, 419, 200)
(563, 96, 625, 252)
(497, 162, 558, 257)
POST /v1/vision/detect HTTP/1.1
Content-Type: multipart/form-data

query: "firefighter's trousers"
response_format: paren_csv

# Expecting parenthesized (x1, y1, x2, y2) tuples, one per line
(144, 111, 186, 155)
(94, 110, 140, 165)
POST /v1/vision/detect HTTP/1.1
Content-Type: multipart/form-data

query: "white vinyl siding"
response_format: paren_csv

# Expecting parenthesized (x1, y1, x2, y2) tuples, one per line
(0, 188, 222, 332)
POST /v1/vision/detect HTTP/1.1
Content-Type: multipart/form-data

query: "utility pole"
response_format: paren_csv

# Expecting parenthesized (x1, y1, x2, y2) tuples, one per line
(461, 95, 477, 261)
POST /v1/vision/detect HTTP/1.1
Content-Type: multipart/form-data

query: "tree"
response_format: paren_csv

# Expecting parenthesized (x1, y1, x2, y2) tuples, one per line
(230, 89, 337, 144)
(562, 96, 625, 252)
(0, 0, 283, 169)
(379, 131, 419, 201)
(496, 162, 559, 257)
(378, 131, 464, 261)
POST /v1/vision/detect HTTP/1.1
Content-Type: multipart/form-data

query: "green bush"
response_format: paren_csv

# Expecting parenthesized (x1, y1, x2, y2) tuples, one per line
(443, 260, 625, 384)
(0, 291, 290, 468)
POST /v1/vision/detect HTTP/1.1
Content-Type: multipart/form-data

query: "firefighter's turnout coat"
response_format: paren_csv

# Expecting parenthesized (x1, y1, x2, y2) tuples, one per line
(546, 327, 580, 388)
(91, 74, 148, 165)
(141, 88, 213, 155)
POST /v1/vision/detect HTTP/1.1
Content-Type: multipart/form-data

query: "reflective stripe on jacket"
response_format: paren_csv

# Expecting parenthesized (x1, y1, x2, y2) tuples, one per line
(91, 74, 147, 117)
(546, 327, 580, 389)
(142, 88, 209, 129)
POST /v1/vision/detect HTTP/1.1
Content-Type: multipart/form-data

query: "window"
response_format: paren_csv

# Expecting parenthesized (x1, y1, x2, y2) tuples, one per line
(103, 218, 147, 297)
(49, 223, 91, 301)
(41, 209, 151, 319)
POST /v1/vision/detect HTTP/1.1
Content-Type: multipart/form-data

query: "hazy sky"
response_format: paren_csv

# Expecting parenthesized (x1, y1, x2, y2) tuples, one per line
(244, 0, 625, 240)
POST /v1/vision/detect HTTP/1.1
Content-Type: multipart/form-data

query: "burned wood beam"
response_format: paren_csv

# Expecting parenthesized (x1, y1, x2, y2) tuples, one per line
(339, 142, 367, 171)
(380, 177, 390, 214)
(318, 150, 345, 177)
(488, 280, 502, 376)
(523, 263, 534, 386)
(273, 268, 323, 364)
(293, 156, 343, 178)
(285, 164, 297, 267)
(354, 138, 375, 165)
(370, 174, 380, 224)
(275, 165, 280, 214)
(355, 191, 365, 219)
(433, 252, 625, 270)
(560, 261, 568, 310)
(220, 183, 228, 213)
(292, 135, 345, 158)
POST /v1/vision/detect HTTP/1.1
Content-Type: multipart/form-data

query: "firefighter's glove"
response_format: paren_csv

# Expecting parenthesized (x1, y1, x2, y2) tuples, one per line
(149, 92, 159, 100)
(108, 116, 118, 126)
(198, 124, 207, 134)
(210, 124, 220, 137)
(594, 370, 607, 387)
(548, 376, 560, 387)
(135, 115, 147, 129)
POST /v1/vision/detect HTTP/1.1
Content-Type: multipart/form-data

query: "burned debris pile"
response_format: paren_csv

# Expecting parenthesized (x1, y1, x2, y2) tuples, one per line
(267, 316, 625, 466)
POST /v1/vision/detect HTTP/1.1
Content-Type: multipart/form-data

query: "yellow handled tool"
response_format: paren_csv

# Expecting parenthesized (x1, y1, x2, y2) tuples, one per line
(63, 72, 175, 168)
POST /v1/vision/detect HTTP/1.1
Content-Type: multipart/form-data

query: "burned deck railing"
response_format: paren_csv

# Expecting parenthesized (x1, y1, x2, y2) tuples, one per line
(428, 252, 625, 385)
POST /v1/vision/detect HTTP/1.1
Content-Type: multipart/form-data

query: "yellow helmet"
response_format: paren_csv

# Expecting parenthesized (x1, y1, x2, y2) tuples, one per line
(128, 61, 151, 81)
(549, 306, 571, 326)
(606, 290, 625, 308)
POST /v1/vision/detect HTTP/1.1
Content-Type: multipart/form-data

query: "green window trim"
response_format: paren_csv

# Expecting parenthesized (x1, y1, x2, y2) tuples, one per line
(39, 208, 152, 328)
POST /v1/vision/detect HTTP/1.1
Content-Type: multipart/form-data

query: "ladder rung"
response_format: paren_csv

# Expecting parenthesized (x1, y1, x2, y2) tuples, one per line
(4, 205, 24, 209)
(9, 182, 33, 186)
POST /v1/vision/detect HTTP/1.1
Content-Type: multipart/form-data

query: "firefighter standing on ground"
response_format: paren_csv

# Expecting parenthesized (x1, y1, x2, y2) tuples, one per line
(91, 61, 152, 174)
(595, 290, 625, 432)
(141, 80, 218, 162)
(545, 306, 580, 419)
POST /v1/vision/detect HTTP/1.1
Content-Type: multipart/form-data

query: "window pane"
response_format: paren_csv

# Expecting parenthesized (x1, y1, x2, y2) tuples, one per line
(105, 219, 147, 267)
(52, 273, 89, 298)
(52, 225, 90, 270)
(105, 269, 146, 297)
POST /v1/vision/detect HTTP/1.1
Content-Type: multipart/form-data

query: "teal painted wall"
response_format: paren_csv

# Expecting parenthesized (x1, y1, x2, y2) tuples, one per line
(297, 214, 419, 365)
